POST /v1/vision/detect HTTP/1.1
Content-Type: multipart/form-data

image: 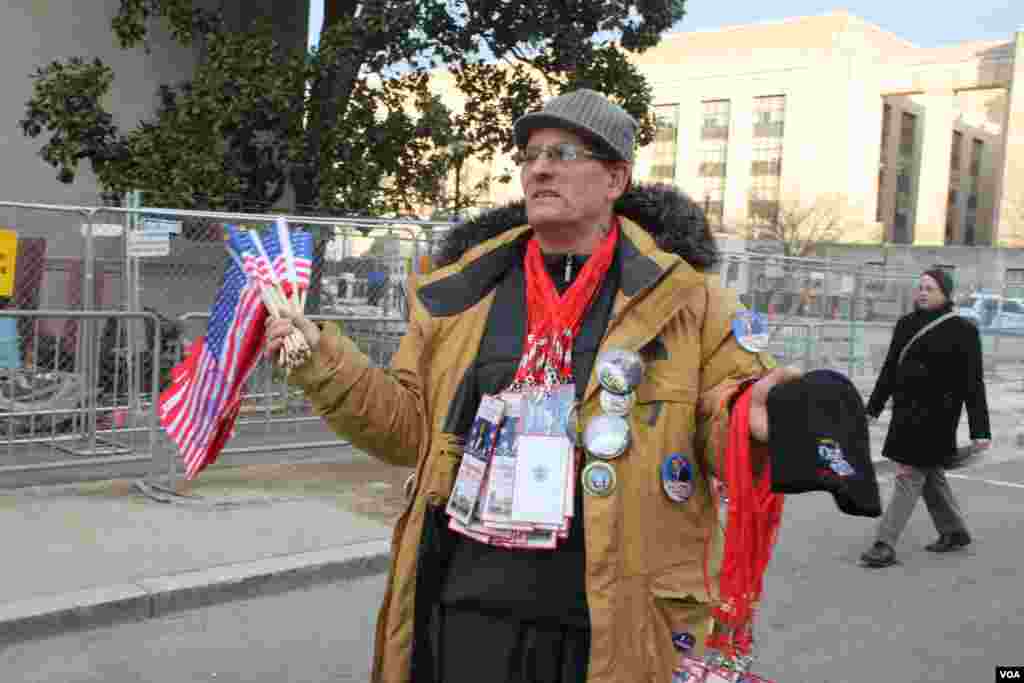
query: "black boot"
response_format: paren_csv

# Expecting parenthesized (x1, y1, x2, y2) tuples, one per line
(925, 531, 972, 552)
(860, 541, 896, 568)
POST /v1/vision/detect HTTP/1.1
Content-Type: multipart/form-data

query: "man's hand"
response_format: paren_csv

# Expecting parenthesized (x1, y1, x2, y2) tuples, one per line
(265, 314, 320, 361)
(971, 438, 992, 453)
(748, 366, 804, 443)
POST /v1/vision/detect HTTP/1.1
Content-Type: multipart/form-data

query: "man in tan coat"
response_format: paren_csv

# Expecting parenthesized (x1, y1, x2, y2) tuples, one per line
(267, 89, 800, 683)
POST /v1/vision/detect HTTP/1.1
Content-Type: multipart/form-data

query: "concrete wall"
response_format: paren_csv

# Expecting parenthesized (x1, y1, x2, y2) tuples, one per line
(0, 0, 204, 274)
(0, 1, 311, 314)
(819, 242, 1024, 295)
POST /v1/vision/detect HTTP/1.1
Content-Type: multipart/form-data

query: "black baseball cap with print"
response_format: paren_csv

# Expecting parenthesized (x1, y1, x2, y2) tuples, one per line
(765, 369, 881, 518)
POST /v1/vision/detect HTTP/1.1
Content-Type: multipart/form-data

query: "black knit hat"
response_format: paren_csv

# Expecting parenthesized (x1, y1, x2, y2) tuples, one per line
(923, 268, 954, 301)
(766, 369, 882, 518)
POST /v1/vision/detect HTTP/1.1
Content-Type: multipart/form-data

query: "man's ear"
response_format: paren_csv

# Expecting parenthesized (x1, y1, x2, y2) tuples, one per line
(607, 162, 632, 200)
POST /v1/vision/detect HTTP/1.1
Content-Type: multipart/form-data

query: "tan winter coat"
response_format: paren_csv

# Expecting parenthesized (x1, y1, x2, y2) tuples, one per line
(290, 214, 773, 683)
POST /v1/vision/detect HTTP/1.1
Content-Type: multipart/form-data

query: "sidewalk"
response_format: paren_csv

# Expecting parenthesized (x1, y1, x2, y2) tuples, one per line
(0, 456, 411, 647)
(2, 380, 1021, 649)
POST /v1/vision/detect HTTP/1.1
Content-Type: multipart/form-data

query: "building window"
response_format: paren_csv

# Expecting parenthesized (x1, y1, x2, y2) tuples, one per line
(964, 215, 976, 245)
(701, 100, 730, 228)
(970, 138, 983, 177)
(898, 112, 917, 157)
(960, 138, 984, 245)
(647, 104, 679, 183)
(750, 96, 785, 227)
(893, 211, 910, 244)
(699, 146, 727, 178)
(946, 189, 959, 244)
(876, 103, 892, 222)
(951, 130, 963, 173)
(749, 180, 780, 226)
(753, 95, 786, 139)
(750, 142, 782, 177)
(701, 100, 731, 140)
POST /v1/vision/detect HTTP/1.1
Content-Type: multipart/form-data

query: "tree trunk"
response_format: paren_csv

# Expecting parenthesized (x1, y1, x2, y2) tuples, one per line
(293, 0, 365, 315)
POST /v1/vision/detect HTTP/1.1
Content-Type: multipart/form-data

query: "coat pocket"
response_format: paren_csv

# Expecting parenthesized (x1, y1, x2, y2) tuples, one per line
(647, 591, 713, 683)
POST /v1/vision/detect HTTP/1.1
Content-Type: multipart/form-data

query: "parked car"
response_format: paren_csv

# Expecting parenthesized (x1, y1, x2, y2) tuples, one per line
(991, 298, 1024, 332)
(956, 292, 1004, 327)
(956, 292, 1024, 331)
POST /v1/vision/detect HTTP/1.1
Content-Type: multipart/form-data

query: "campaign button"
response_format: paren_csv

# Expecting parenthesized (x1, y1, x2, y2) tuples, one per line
(582, 460, 617, 497)
(583, 414, 631, 460)
(661, 452, 694, 503)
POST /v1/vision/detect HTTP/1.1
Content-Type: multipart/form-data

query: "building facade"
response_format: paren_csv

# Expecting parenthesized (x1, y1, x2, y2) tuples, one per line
(626, 11, 1023, 248)
(475, 11, 1023, 250)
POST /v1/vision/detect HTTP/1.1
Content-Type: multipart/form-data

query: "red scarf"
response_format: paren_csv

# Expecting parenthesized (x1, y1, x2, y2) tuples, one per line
(511, 220, 620, 390)
(707, 388, 785, 658)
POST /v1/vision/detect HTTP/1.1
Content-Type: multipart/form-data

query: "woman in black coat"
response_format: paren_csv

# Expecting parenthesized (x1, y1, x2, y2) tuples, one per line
(859, 268, 991, 568)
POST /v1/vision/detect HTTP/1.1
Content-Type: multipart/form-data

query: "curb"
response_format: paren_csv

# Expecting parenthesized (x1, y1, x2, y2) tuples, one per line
(0, 539, 391, 647)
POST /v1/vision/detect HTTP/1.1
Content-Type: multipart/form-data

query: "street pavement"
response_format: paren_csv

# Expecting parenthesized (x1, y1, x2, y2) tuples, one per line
(5, 451, 1024, 682)
(4, 574, 383, 683)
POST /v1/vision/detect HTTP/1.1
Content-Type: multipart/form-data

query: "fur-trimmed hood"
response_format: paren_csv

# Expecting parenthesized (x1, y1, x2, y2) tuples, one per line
(433, 182, 718, 270)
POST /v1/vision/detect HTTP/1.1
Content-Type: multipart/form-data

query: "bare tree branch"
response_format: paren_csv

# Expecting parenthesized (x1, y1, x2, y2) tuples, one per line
(740, 195, 847, 257)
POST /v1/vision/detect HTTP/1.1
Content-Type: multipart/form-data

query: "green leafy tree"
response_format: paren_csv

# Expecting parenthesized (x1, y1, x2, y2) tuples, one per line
(20, 0, 686, 310)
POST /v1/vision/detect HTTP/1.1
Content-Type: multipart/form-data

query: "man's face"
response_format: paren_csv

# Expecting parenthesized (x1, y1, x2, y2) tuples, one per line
(520, 128, 629, 237)
(916, 274, 947, 311)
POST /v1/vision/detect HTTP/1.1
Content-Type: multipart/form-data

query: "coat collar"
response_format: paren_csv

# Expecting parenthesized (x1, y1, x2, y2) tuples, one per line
(417, 217, 702, 317)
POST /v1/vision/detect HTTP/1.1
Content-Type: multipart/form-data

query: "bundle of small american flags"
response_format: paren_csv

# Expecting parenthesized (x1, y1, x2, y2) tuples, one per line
(158, 218, 315, 479)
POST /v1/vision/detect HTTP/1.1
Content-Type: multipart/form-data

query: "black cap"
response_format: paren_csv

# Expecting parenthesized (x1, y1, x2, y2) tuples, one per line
(766, 369, 882, 518)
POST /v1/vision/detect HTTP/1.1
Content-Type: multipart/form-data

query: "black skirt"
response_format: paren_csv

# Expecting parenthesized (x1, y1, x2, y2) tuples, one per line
(426, 604, 590, 683)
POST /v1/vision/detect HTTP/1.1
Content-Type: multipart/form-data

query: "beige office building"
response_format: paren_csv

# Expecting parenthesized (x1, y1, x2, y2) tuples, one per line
(481, 11, 1024, 249)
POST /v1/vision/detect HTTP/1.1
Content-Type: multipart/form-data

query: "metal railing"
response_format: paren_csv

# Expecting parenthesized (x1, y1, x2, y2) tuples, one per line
(0, 310, 160, 477)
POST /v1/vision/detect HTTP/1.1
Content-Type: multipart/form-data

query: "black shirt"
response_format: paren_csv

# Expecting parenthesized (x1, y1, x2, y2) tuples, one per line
(438, 245, 621, 628)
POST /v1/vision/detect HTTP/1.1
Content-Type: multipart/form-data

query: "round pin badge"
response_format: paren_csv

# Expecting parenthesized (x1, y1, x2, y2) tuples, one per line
(564, 404, 582, 446)
(583, 414, 631, 460)
(595, 348, 645, 395)
(599, 389, 636, 417)
(672, 631, 696, 652)
(730, 310, 770, 353)
(660, 453, 694, 503)
(582, 461, 617, 497)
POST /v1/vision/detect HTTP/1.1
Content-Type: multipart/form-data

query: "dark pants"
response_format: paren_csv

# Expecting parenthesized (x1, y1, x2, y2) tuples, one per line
(877, 464, 968, 546)
(425, 605, 590, 683)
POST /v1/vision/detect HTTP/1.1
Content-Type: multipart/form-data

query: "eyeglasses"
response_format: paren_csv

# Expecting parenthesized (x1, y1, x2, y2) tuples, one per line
(512, 143, 612, 166)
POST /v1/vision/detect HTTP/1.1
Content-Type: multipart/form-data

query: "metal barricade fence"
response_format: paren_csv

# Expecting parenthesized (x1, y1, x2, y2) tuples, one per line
(717, 250, 924, 324)
(166, 313, 404, 476)
(0, 198, 453, 484)
(765, 322, 815, 371)
(0, 310, 160, 477)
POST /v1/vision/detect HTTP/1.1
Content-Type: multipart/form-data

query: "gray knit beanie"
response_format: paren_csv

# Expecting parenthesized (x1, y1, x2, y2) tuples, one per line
(513, 89, 638, 162)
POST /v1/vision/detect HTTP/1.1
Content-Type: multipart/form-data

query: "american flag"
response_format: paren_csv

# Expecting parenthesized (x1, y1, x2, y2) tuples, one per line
(158, 228, 268, 479)
(262, 219, 312, 295)
(292, 230, 313, 289)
